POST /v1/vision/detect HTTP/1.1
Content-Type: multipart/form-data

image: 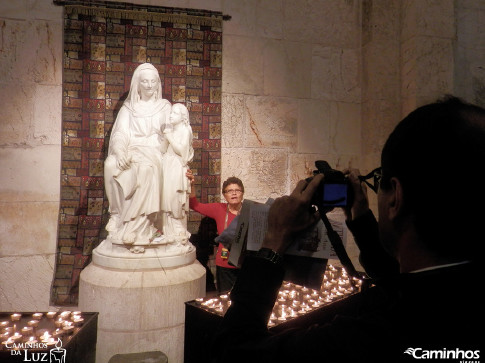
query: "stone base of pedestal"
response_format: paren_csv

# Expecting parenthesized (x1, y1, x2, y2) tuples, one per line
(79, 251, 206, 363)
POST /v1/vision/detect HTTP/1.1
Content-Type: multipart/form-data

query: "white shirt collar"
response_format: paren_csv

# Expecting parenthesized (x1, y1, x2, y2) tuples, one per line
(410, 260, 471, 273)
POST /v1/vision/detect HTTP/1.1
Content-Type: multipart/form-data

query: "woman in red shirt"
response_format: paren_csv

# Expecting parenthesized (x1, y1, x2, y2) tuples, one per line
(187, 170, 244, 293)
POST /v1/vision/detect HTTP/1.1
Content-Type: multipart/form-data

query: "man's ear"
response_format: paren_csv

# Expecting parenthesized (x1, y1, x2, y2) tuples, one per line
(388, 177, 404, 221)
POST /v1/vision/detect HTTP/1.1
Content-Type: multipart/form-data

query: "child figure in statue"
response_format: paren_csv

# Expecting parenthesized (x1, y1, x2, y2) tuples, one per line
(104, 63, 171, 252)
(160, 103, 194, 245)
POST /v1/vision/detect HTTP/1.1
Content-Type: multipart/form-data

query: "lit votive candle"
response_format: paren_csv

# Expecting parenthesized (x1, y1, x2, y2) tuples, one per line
(38, 330, 51, 342)
(62, 322, 74, 334)
(10, 314, 21, 322)
(59, 311, 71, 319)
(0, 321, 10, 328)
(53, 328, 64, 338)
(338, 278, 348, 285)
(21, 327, 34, 335)
(27, 320, 40, 328)
(54, 318, 64, 328)
(1, 331, 11, 341)
(46, 312, 57, 319)
(72, 316, 84, 326)
(11, 332, 22, 342)
(45, 337, 57, 348)
(2, 337, 14, 348)
(25, 336, 37, 345)
(3, 327, 15, 334)
(32, 313, 43, 320)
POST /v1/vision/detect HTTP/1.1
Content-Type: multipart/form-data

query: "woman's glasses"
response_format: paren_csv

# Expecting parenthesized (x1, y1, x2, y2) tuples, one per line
(358, 167, 382, 193)
(224, 189, 242, 194)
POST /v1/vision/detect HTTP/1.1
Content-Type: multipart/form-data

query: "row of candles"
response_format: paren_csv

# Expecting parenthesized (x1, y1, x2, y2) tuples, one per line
(1, 311, 84, 350)
(195, 264, 363, 328)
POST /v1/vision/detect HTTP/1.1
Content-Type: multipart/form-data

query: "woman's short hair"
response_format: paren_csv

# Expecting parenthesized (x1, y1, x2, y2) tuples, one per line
(222, 177, 244, 193)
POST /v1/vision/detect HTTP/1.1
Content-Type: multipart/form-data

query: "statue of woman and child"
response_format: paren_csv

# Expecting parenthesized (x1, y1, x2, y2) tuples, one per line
(104, 63, 193, 254)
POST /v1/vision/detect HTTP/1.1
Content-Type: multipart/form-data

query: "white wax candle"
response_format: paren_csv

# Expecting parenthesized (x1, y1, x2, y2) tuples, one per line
(27, 320, 40, 328)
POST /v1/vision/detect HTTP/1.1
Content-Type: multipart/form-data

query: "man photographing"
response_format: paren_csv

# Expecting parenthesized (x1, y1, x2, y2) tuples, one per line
(213, 96, 483, 363)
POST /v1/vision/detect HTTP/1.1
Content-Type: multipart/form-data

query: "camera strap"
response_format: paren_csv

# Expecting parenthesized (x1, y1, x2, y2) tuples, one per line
(320, 212, 364, 280)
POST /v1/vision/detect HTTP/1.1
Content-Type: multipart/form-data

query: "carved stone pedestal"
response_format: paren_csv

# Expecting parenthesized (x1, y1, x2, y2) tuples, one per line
(79, 241, 206, 363)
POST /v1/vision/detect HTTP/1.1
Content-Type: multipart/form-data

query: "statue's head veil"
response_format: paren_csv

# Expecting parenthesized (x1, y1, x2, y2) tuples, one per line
(126, 63, 163, 107)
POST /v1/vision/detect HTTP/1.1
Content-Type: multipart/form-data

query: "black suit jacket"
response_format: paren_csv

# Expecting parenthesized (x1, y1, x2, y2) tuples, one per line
(212, 212, 481, 363)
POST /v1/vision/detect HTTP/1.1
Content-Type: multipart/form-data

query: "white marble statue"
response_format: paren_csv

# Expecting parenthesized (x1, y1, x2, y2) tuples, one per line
(160, 103, 194, 242)
(104, 63, 171, 252)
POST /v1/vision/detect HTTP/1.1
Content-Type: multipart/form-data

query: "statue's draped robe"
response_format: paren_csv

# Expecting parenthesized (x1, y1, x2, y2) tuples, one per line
(106, 99, 171, 243)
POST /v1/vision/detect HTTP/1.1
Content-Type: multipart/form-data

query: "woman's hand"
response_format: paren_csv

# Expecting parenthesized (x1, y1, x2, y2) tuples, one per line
(186, 169, 195, 184)
(186, 169, 196, 197)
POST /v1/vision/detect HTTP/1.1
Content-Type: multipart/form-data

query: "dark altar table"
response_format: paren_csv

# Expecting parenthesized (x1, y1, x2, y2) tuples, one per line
(184, 274, 365, 363)
(0, 311, 98, 363)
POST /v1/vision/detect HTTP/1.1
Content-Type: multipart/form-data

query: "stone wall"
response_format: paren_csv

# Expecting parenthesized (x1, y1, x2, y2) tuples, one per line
(0, 1, 64, 311)
(222, 1, 362, 201)
(1, 0, 484, 312)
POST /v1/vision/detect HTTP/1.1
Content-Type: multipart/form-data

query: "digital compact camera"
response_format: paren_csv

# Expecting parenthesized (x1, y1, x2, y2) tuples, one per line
(308, 160, 351, 208)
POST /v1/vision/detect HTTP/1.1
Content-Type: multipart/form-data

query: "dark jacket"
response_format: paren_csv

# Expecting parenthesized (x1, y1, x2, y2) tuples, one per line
(213, 211, 481, 363)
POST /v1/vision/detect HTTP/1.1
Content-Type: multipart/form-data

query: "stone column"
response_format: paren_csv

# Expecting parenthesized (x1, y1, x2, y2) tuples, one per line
(79, 244, 205, 363)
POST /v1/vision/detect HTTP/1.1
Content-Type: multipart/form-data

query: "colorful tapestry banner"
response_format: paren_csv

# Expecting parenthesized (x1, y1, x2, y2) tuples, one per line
(52, 0, 223, 305)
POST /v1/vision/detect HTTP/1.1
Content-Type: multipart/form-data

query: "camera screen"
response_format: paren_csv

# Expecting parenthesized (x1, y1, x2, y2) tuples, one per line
(322, 183, 348, 207)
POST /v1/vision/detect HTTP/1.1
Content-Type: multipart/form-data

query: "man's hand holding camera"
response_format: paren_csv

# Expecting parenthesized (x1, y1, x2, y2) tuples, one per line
(260, 166, 372, 256)
(261, 174, 324, 255)
(344, 168, 370, 222)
